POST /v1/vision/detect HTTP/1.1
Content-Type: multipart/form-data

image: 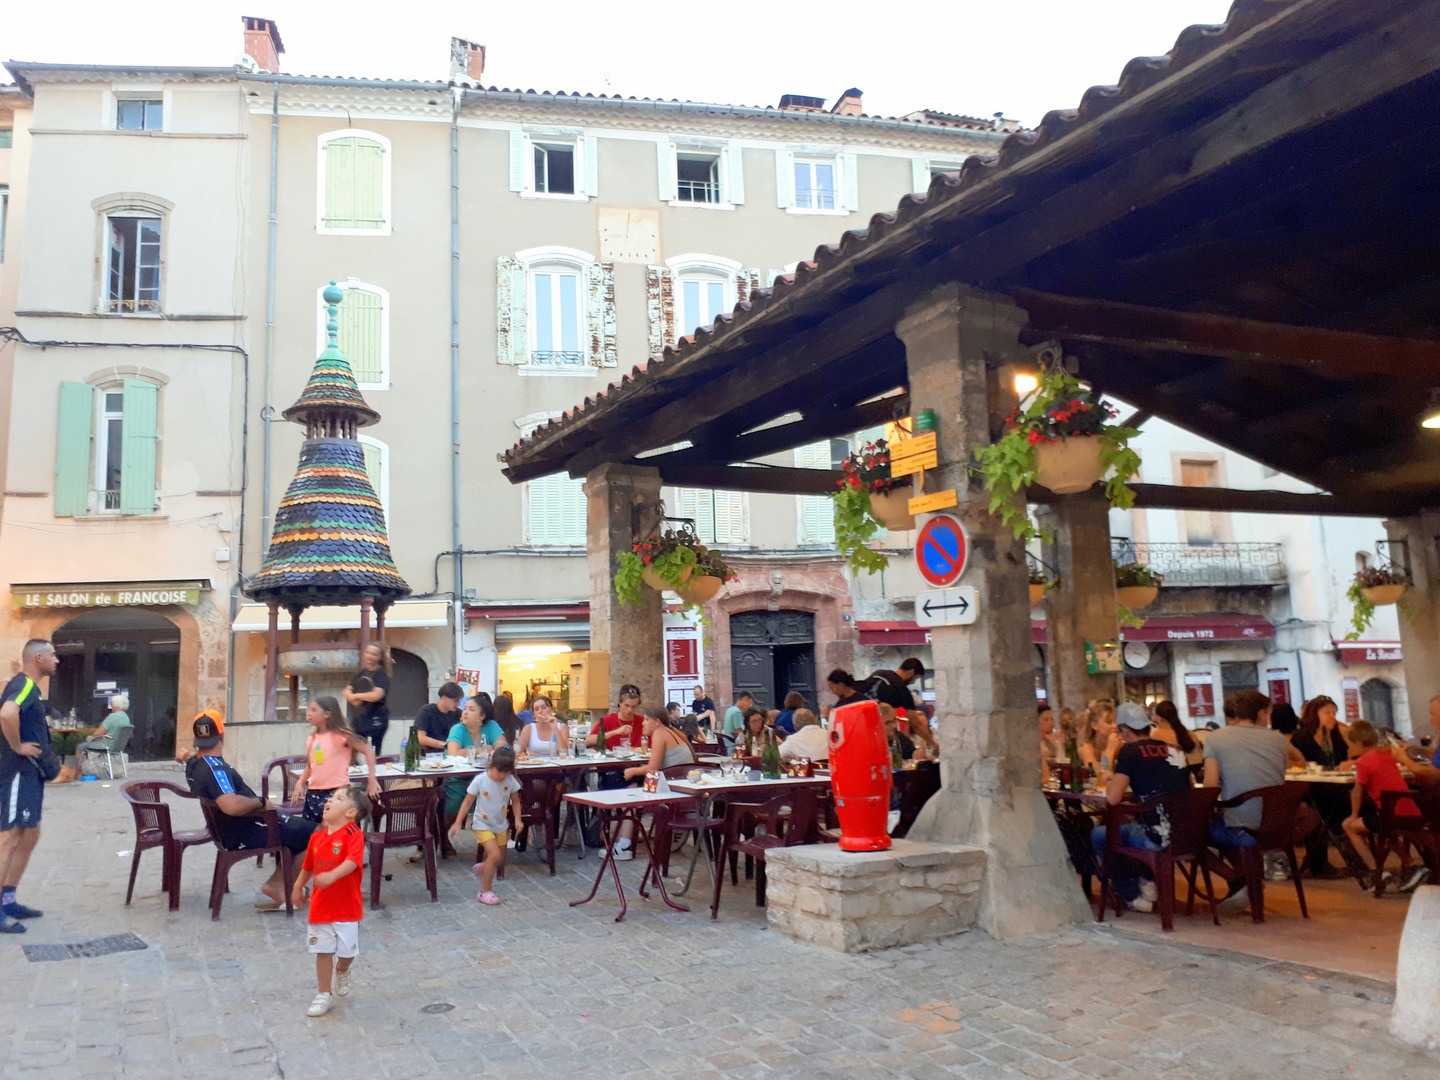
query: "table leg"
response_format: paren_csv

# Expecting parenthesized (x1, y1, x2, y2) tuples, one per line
(635, 810, 689, 914)
(568, 807, 629, 921)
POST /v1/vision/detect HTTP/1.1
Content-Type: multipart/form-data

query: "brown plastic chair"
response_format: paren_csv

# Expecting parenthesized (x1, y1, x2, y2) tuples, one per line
(1097, 786, 1222, 932)
(259, 754, 307, 808)
(1212, 782, 1312, 922)
(515, 771, 565, 876)
(121, 781, 213, 911)
(1372, 787, 1437, 896)
(365, 785, 439, 909)
(710, 787, 820, 919)
(198, 799, 297, 920)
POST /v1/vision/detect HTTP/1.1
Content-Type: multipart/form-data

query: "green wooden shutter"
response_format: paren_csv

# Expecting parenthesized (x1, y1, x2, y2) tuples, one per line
(119, 379, 158, 515)
(54, 382, 93, 517)
(326, 137, 384, 229)
(337, 287, 384, 384)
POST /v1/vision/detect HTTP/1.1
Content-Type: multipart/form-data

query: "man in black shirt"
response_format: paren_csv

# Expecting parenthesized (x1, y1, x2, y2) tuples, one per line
(414, 682, 464, 751)
(0, 639, 60, 932)
(688, 686, 716, 726)
(184, 715, 315, 910)
(1091, 703, 1191, 912)
(863, 658, 924, 713)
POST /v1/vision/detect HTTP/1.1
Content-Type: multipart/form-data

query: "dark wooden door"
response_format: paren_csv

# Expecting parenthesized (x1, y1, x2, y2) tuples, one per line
(776, 644, 817, 709)
(1360, 678, 1394, 730)
(732, 646, 775, 709)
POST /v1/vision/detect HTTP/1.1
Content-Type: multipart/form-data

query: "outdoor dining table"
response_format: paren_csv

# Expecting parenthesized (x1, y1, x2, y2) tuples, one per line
(562, 788, 694, 921)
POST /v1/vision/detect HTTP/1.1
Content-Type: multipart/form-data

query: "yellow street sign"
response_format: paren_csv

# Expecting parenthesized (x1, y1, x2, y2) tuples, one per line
(889, 431, 937, 460)
(908, 489, 958, 514)
(890, 450, 938, 477)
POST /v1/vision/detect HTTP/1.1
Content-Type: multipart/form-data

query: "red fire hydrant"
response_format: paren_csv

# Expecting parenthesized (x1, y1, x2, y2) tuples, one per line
(828, 699, 892, 851)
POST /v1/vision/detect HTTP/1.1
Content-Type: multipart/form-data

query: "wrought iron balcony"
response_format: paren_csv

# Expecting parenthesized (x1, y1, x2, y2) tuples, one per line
(1111, 541, 1286, 587)
(529, 350, 588, 368)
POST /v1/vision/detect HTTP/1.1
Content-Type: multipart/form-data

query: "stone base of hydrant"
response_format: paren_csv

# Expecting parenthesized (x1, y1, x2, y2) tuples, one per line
(764, 840, 986, 953)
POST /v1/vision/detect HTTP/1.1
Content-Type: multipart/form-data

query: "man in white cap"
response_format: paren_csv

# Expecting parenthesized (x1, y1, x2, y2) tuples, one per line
(1090, 702, 1191, 912)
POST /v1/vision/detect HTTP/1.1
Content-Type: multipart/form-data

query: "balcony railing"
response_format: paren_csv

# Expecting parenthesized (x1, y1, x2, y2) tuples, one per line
(1111, 541, 1286, 587)
(529, 350, 588, 368)
(677, 179, 720, 203)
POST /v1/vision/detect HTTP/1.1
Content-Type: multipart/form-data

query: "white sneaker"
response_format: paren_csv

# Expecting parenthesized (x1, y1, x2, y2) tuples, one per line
(1219, 885, 1250, 915)
(334, 969, 351, 997)
(1130, 897, 1154, 913)
(1138, 880, 1159, 902)
(307, 992, 332, 1017)
(612, 843, 634, 862)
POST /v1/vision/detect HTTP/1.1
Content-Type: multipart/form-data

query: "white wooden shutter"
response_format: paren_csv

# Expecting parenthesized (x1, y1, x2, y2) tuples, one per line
(725, 144, 745, 204)
(657, 141, 677, 202)
(842, 153, 860, 211)
(795, 442, 836, 546)
(676, 488, 715, 544)
(584, 136, 599, 197)
(586, 262, 617, 368)
(714, 490, 747, 544)
(529, 473, 586, 545)
(911, 157, 930, 194)
(645, 266, 675, 358)
(496, 256, 528, 365)
(774, 149, 794, 208)
(509, 131, 528, 192)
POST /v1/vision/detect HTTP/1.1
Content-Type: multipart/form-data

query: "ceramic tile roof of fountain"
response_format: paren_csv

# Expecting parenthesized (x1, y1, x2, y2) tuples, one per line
(246, 281, 410, 608)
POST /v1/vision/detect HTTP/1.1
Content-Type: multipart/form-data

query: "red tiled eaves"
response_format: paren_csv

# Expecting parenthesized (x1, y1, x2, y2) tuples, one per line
(499, 0, 1298, 474)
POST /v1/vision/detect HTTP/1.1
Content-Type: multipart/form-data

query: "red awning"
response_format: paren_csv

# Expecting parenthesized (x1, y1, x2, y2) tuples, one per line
(1031, 614, 1273, 645)
(857, 621, 931, 646)
(1333, 640, 1402, 665)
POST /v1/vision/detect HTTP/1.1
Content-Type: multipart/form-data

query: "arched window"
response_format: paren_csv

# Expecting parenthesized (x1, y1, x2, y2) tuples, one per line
(54, 371, 165, 516)
(358, 434, 389, 520)
(666, 253, 740, 343)
(495, 247, 616, 371)
(317, 130, 392, 235)
(92, 192, 173, 315)
(317, 280, 389, 389)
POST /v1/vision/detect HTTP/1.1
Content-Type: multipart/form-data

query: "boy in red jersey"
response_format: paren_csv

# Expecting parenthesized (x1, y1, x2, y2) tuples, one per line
(292, 786, 370, 1016)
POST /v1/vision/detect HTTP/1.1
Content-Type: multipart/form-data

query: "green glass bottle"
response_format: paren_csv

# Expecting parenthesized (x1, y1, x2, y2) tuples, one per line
(1065, 732, 1083, 793)
(595, 716, 607, 755)
(405, 724, 421, 772)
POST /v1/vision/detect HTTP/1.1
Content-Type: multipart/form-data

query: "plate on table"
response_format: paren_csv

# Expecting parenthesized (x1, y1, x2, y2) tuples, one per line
(418, 761, 450, 772)
(348, 766, 369, 776)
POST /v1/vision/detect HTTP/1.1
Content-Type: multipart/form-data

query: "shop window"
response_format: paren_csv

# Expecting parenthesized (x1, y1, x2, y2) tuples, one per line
(55, 380, 158, 516)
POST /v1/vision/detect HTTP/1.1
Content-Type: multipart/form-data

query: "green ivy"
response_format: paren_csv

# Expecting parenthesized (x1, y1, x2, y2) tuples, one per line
(1344, 580, 1376, 640)
(1117, 604, 1145, 630)
(831, 484, 891, 575)
(615, 552, 646, 606)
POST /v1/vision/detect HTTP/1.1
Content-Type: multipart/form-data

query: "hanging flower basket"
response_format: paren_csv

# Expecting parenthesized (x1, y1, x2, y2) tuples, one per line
(1345, 565, 1410, 639)
(975, 368, 1141, 543)
(1114, 560, 1163, 611)
(1034, 436, 1105, 495)
(1028, 565, 1055, 609)
(616, 521, 736, 613)
(1029, 583, 1047, 608)
(830, 438, 911, 575)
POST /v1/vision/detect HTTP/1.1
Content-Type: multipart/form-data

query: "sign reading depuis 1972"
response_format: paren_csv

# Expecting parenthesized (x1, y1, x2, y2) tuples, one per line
(11, 581, 206, 609)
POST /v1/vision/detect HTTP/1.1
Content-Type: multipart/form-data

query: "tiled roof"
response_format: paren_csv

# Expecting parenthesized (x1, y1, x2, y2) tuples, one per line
(500, 0, 1295, 475)
(281, 347, 380, 428)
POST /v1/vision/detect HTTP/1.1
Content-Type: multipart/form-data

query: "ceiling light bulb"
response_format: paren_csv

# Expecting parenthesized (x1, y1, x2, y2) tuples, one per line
(1423, 388, 1440, 429)
(1014, 372, 1039, 396)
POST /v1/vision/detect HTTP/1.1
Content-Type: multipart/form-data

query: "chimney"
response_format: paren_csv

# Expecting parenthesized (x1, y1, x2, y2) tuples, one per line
(831, 88, 863, 117)
(242, 16, 284, 74)
(778, 94, 825, 113)
(450, 38, 486, 85)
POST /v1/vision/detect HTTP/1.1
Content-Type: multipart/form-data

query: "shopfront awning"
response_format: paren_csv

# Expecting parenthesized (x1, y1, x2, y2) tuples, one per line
(1031, 614, 1273, 644)
(857, 621, 931, 646)
(1334, 640, 1402, 665)
(232, 600, 450, 632)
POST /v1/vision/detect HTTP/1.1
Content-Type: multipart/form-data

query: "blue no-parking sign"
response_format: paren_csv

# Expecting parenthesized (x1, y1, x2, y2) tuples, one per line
(914, 515, 969, 588)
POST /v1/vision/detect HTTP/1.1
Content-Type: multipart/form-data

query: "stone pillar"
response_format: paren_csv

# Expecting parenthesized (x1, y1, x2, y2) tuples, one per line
(896, 283, 1091, 937)
(1038, 491, 1123, 711)
(585, 463, 665, 710)
(1386, 511, 1440, 739)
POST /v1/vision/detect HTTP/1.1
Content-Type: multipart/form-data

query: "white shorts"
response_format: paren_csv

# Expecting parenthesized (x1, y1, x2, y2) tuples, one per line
(306, 921, 360, 958)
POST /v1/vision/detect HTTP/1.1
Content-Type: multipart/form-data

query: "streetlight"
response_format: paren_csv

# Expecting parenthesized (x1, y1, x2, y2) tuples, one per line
(1013, 372, 1039, 396)
(1422, 388, 1440, 429)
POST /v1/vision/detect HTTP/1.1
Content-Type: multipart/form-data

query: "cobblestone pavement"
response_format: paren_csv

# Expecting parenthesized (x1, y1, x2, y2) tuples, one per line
(0, 764, 1433, 1079)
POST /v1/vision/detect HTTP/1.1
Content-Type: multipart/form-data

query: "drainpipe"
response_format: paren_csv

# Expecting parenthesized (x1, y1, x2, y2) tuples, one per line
(449, 91, 464, 674)
(261, 82, 280, 555)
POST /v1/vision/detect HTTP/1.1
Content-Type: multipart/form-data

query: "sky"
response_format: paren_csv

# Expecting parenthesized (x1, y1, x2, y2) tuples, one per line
(2, 0, 1237, 126)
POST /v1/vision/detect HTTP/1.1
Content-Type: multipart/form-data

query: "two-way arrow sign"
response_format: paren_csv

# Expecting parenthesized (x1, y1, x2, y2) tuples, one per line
(914, 586, 979, 628)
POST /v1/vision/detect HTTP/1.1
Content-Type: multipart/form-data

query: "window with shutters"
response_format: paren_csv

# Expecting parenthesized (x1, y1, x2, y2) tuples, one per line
(511, 132, 597, 201)
(0, 184, 8, 262)
(55, 379, 159, 517)
(358, 435, 390, 520)
(497, 246, 616, 372)
(106, 216, 162, 313)
(795, 441, 837, 546)
(794, 159, 837, 210)
(317, 130, 391, 235)
(658, 141, 743, 208)
(318, 280, 388, 389)
(665, 254, 740, 344)
(676, 153, 720, 203)
(777, 151, 856, 214)
(526, 472, 587, 546)
(673, 488, 748, 546)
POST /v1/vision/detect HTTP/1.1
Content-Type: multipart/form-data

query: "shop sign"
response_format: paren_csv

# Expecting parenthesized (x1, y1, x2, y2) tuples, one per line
(1184, 672, 1215, 719)
(1266, 669, 1291, 705)
(1085, 639, 1122, 674)
(1342, 676, 1361, 722)
(663, 620, 702, 705)
(12, 581, 204, 609)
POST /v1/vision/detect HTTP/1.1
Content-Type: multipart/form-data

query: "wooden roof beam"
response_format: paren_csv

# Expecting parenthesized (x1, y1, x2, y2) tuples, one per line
(1030, 482, 1403, 518)
(1016, 289, 1440, 381)
(650, 463, 840, 495)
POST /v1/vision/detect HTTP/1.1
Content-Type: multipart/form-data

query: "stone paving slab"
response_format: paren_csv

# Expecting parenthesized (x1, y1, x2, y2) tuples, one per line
(0, 765, 1434, 1079)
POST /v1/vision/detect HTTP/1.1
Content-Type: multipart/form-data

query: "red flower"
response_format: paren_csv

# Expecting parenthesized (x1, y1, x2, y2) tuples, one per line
(848, 476, 861, 488)
(1027, 429, 1044, 445)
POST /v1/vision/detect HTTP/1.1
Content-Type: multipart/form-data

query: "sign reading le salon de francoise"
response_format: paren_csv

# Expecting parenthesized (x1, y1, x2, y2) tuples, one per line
(11, 581, 205, 610)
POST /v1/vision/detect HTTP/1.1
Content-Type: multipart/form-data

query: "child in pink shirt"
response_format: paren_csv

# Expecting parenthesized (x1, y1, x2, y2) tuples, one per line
(294, 696, 379, 821)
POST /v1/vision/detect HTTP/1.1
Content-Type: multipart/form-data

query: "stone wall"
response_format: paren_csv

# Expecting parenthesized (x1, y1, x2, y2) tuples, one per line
(764, 840, 986, 953)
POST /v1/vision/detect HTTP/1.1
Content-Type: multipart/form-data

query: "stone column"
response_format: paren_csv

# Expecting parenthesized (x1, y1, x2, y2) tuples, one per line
(585, 463, 665, 710)
(896, 283, 1091, 937)
(1386, 511, 1440, 739)
(1038, 491, 1123, 711)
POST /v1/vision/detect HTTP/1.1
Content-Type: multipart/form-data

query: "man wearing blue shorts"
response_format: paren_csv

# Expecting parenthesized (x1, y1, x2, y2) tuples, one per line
(0, 639, 59, 933)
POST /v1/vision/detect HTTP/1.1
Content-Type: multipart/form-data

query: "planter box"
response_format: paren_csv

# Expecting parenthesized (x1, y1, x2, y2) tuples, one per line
(678, 576, 723, 605)
(1115, 585, 1159, 609)
(1360, 583, 1406, 606)
(642, 564, 692, 591)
